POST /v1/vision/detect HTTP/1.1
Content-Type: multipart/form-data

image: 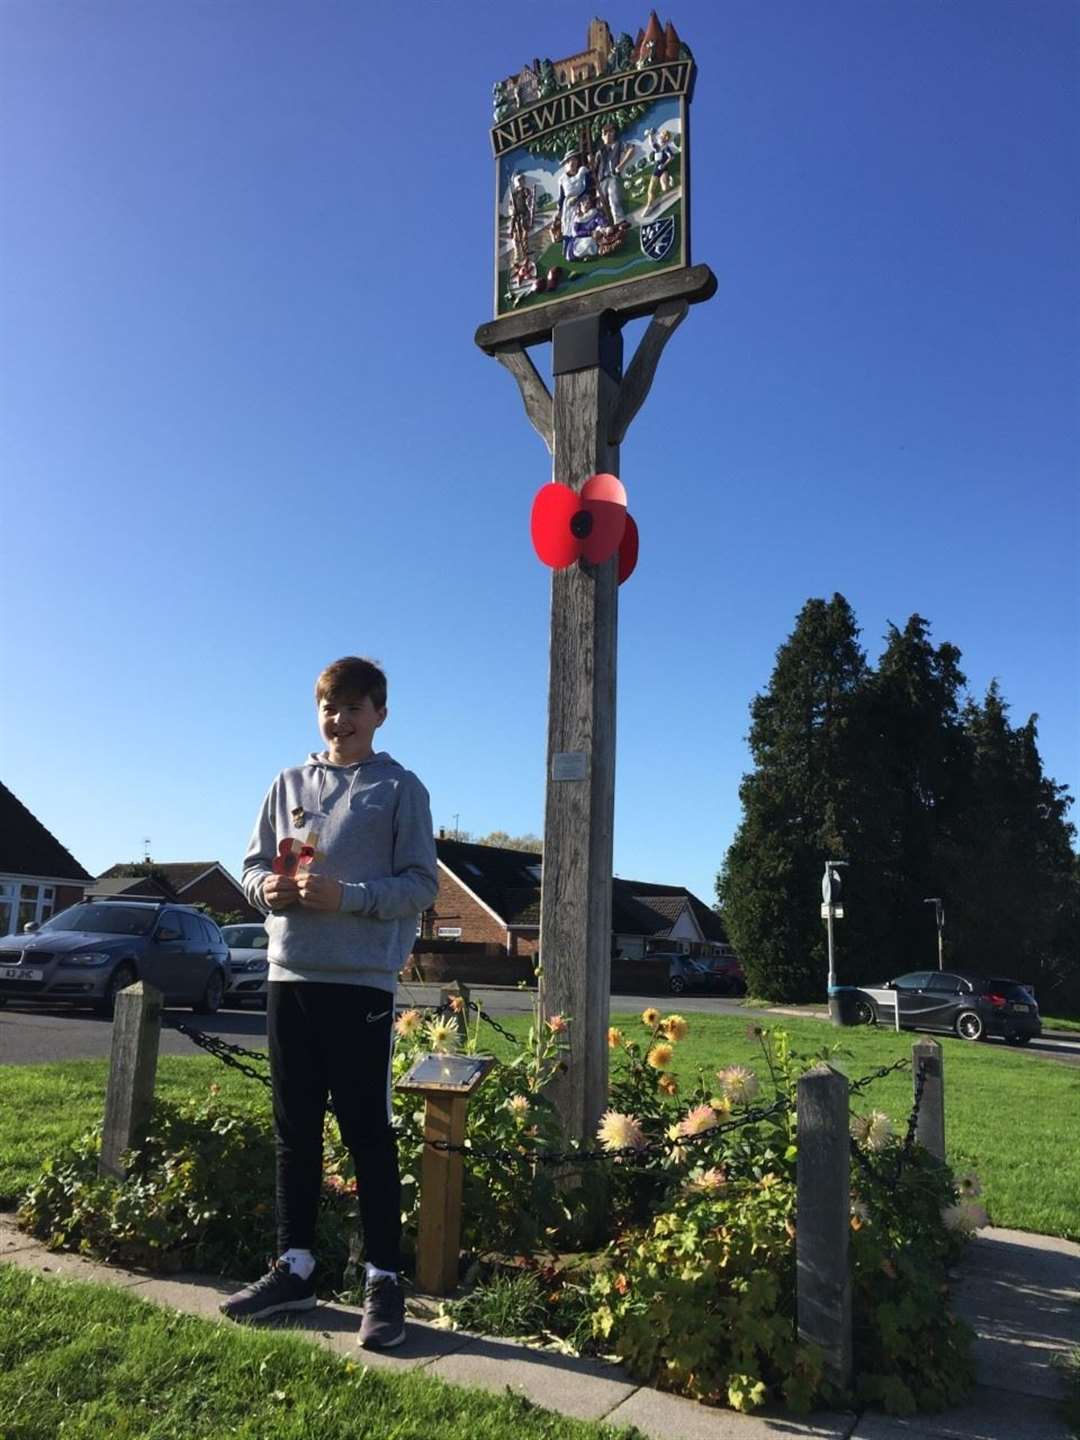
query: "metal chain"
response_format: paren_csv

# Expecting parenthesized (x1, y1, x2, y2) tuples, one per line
(895, 1057, 928, 1180)
(161, 1015, 273, 1089)
(847, 1057, 909, 1094)
(424, 1095, 792, 1167)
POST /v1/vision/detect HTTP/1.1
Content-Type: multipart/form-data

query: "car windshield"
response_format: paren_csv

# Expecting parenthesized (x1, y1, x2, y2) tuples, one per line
(39, 903, 157, 937)
(986, 980, 1035, 1002)
(223, 927, 267, 949)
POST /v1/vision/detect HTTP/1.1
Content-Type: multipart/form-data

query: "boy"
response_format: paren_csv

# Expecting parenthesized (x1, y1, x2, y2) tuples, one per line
(221, 656, 438, 1348)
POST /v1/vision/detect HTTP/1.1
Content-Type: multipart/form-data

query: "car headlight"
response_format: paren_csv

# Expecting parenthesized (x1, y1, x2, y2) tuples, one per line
(244, 958, 268, 972)
(59, 952, 112, 968)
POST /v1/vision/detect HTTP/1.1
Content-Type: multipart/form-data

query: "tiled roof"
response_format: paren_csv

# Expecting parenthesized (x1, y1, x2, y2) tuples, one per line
(100, 861, 218, 889)
(87, 876, 178, 900)
(0, 782, 92, 882)
(436, 839, 724, 939)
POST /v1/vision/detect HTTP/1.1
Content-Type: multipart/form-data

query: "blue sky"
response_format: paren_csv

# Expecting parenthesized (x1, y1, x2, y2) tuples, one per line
(1, 1, 1076, 908)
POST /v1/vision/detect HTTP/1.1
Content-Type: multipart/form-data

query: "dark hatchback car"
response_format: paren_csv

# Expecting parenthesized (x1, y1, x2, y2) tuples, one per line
(0, 900, 230, 1016)
(852, 970, 1041, 1044)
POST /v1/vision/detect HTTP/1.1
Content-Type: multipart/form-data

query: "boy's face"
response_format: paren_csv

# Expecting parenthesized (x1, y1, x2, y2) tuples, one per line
(318, 692, 386, 765)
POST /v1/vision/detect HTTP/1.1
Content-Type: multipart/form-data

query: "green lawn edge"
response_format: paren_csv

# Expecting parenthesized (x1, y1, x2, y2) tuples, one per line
(0, 1263, 640, 1440)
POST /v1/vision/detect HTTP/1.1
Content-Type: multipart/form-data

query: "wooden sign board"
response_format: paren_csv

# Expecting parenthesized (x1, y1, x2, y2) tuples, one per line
(492, 15, 695, 320)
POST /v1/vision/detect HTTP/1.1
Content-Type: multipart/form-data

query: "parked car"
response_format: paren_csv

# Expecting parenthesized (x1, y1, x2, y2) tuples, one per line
(851, 970, 1041, 1044)
(0, 899, 230, 1017)
(220, 922, 269, 1008)
(704, 955, 746, 996)
(665, 954, 732, 996)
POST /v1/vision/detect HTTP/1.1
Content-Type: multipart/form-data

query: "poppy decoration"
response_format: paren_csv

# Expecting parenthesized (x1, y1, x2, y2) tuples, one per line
(530, 473, 639, 584)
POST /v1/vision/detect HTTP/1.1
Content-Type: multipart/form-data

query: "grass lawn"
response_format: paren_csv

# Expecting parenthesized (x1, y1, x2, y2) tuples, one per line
(0, 1265, 637, 1440)
(1, 1011, 1077, 1240)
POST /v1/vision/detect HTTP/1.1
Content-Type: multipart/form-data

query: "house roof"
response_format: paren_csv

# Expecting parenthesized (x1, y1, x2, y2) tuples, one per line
(86, 875, 178, 900)
(436, 839, 727, 941)
(99, 861, 244, 895)
(0, 781, 92, 883)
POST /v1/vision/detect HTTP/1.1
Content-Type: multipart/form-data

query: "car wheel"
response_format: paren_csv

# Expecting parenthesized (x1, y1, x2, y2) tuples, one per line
(669, 975, 686, 995)
(194, 967, 225, 1015)
(853, 999, 875, 1026)
(95, 962, 136, 1018)
(955, 1010, 984, 1042)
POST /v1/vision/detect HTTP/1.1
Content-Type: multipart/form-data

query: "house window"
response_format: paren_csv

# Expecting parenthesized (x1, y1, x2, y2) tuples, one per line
(463, 863, 483, 878)
(525, 863, 542, 881)
(0, 881, 56, 936)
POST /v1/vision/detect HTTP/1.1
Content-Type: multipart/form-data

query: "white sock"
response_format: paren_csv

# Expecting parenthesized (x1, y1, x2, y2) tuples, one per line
(279, 1248, 315, 1280)
(366, 1262, 398, 1283)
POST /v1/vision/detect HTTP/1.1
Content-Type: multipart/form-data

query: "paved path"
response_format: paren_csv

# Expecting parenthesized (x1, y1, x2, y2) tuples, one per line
(2, 1215, 1076, 1438)
(3, 988, 1078, 1067)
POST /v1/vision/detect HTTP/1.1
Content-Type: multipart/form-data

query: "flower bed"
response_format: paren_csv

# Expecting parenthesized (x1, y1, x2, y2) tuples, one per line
(17, 1001, 979, 1417)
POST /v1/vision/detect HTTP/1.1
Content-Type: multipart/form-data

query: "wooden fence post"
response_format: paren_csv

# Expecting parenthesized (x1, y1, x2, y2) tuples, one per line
(98, 981, 162, 1181)
(912, 1038, 945, 1163)
(415, 1092, 468, 1297)
(796, 1064, 852, 1391)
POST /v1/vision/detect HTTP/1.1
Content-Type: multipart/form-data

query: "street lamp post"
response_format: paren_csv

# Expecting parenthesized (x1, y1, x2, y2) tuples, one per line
(923, 897, 945, 971)
(822, 861, 849, 1023)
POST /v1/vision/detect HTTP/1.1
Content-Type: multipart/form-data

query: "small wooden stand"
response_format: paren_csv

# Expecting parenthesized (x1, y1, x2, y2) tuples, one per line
(397, 1053, 495, 1296)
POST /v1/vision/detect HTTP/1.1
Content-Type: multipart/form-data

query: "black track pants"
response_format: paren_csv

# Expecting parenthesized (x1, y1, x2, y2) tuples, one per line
(267, 980, 400, 1272)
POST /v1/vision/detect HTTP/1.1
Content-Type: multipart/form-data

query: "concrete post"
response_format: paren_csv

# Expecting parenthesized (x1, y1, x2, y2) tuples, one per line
(796, 1063, 852, 1391)
(99, 981, 162, 1180)
(912, 1038, 945, 1163)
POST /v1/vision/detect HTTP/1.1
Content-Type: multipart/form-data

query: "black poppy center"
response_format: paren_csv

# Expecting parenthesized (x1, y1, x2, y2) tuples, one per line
(570, 509, 593, 539)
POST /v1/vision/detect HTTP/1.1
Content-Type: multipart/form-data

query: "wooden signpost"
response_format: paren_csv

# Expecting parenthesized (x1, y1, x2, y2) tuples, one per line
(398, 1052, 496, 1295)
(475, 15, 715, 1148)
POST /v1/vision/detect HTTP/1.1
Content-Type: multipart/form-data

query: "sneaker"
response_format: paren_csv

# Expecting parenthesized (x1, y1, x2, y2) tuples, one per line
(358, 1274, 406, 1349)
(220, 1259, 317, 1323)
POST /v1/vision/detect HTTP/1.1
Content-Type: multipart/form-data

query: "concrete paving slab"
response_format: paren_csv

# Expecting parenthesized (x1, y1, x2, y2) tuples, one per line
(2, 1242, 150, 1291)
(848, 1386, 1071, 1440)
(601, 1387, 856, 1439)
(271, 1301, 477, 1372)
(953, 1229, 1080, 1401)
(127, 1272, 243, 1321)
(429, 1335, 639, 1422)
(0, 1214, 37, 1256)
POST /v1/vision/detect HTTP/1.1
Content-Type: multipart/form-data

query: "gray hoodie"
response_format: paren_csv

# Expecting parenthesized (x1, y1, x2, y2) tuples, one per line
(242, 751, 438, 992)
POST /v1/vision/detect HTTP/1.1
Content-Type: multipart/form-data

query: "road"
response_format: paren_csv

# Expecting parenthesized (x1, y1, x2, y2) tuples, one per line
(2, 987, 1078, 1067)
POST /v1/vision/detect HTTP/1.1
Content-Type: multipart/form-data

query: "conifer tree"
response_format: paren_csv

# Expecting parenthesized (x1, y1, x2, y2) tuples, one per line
(717, 594, 869, 1000)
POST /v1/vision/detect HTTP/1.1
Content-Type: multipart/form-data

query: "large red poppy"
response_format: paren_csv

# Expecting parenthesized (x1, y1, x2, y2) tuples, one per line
(531, 473, 638, 584)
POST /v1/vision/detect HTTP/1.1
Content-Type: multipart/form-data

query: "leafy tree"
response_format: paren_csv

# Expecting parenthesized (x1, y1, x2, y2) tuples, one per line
(475, 831, 543, 854)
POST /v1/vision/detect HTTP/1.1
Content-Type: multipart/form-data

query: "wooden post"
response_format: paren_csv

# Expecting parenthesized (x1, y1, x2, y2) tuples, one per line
(537, 313, 622, 1144)
(416, 1093, 468, 1296)
(98, 980, 162, 1181)
(475, 267, 716, 1149)
(913, 1038, 945, 1163)
(796, 1064, 852, 1391)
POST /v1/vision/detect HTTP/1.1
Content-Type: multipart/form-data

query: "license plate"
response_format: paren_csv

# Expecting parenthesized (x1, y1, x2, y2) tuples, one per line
(1012, 1003, 1030, 1013)
(2, 966, 43, 981)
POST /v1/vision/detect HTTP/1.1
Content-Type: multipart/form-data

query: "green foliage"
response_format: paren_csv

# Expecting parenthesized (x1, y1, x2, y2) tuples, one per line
(591, 1026, 975, 1414)
(717, 597, 1078, 1002)
(17, 1090, 352, 1284)
(15, 1017, 977, 1420)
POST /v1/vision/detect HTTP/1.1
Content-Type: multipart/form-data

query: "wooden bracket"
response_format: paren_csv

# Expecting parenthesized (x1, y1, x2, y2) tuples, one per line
(608, 299, 689, 445)
(495, 343, 554, 454)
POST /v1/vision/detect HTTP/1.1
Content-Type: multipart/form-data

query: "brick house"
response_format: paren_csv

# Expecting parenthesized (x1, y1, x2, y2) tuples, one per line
(426, 838, 730, 962)
(0, 781, 92, 937)
(96, 861, 261, 922)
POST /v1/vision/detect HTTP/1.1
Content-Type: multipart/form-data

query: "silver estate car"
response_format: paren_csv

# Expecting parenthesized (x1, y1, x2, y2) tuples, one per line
(220, 922, 269, 1008)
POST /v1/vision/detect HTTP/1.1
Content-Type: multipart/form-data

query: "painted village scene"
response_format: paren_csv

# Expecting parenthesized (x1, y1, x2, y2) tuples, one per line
(492, 14, 694, 315)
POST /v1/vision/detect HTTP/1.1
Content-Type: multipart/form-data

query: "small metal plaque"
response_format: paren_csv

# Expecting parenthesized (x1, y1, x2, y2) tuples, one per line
(397, 1052, 496, 1095)
(552, 750, 588, 781)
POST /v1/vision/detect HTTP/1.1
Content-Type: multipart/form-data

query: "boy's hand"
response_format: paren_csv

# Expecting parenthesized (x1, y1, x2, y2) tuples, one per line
(263, 874, 299, 910)
(296, 872, 343, 911)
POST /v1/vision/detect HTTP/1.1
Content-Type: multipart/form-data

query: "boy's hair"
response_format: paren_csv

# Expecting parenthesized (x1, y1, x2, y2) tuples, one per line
(315, 657, 387, 710)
